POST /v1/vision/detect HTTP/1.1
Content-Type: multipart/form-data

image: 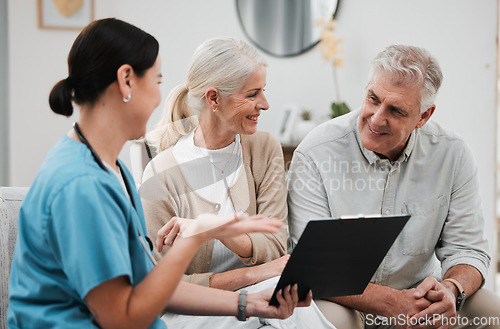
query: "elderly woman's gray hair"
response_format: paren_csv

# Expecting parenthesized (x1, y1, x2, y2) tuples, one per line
(369, 45, 443, 113)
(147, 37, 267, 153)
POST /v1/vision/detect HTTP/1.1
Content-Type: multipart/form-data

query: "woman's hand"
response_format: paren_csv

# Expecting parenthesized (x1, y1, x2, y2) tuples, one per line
(247, 285, 312, 319)
(156, 213, 283, 252)
(155, 217, 194, 252)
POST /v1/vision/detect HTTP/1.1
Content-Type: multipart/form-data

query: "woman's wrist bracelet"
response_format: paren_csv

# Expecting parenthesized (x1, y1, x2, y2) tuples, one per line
(236, 290, 249, 321)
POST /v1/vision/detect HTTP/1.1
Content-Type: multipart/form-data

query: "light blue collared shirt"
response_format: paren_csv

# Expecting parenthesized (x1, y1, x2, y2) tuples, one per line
(287, 110, 490, 289)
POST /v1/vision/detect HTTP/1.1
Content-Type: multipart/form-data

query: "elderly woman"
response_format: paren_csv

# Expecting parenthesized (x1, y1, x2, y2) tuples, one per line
(140, 37, 334, 328)
(142, 37, 289, 289)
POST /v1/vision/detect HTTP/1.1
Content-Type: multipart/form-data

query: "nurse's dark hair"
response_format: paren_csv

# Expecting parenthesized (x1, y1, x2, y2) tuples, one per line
(49, 18, 159, 117)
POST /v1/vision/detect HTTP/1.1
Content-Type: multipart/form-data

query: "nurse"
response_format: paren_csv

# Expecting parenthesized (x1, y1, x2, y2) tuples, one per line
(7, 18, 310, 329)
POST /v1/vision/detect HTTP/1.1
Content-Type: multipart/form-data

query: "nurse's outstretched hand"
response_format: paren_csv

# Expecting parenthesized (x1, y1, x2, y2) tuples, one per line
(156, 213, 282, 252)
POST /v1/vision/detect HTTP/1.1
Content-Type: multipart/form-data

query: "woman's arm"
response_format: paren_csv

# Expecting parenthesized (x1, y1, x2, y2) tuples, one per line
(208, 254, 290, 291)
(166, 280, 311, 319)
(84, 215, 297, 329)
(84, 236, 207, 329)
(158, 215, 289, 291)
(233, 133, 288, 265)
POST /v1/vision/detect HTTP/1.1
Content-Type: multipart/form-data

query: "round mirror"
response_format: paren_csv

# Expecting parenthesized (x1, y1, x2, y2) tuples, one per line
(236, 0, 339, 57)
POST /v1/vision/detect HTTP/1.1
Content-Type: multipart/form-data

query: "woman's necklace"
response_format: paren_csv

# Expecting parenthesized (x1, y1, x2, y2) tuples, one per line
(195, 133, 242, 213)
(205, 140, 238, 176)
(194, 130, 240, 176)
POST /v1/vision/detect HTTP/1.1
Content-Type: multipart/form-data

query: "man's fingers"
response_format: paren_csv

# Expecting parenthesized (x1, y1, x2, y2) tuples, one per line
(414, 276, 439, 298)
(425, 289, 445, 302)
(409, 301, 456, 329)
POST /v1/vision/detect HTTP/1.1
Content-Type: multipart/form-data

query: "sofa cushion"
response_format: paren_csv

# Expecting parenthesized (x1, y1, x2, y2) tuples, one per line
(0, 187, 29, 329)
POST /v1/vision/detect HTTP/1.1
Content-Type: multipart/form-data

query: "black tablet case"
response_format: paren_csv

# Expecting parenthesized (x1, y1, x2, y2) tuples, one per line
(269, 215, 410, 306)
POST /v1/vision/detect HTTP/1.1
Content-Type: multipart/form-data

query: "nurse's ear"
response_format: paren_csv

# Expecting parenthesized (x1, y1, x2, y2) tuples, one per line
(117, 64, 134, 102)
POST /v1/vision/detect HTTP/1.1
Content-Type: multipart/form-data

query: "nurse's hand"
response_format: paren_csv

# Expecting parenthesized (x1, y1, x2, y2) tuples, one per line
(249, 284, 313, 319)
(156, 213, 282, 251)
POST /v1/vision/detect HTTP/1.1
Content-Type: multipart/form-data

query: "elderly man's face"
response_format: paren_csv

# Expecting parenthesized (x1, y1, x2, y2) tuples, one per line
(358, 73, 434, 161)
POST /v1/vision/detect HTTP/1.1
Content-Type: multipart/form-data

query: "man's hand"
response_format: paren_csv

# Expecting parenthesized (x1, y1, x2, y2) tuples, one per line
(385, 288, 433, 329)
(332, 266, 481, 329)
(407, 277, 457, 329)
(329, 283, 431, 329)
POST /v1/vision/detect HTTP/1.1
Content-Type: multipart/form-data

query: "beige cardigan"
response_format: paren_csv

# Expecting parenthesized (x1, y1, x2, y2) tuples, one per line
(140, 131, 287, 286)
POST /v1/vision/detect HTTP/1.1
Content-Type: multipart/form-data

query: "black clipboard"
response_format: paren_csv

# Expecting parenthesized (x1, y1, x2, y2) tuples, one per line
(269, 214, 410, 306)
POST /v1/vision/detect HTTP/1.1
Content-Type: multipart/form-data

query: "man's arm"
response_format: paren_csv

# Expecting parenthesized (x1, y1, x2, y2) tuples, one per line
(441, 264, 483, 302)
(436, 142, 490, 282)
(325, 265, 483, 329)
(287, 151, 332, 247)
(326, 283, 432, 320)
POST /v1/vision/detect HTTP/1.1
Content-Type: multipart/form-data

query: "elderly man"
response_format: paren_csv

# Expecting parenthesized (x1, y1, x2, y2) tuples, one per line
(287, 45, 500, 329)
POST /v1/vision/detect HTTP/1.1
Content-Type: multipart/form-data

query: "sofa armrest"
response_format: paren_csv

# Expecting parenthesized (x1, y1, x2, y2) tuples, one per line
(0, 187, 29, 329)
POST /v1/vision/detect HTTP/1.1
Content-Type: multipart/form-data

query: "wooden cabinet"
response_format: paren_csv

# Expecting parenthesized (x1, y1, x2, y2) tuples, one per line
(281, 144, 297, 171)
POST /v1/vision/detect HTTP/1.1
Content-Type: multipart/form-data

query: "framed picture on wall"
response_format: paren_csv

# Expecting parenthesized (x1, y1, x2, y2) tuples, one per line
(38, 0, 95, 30)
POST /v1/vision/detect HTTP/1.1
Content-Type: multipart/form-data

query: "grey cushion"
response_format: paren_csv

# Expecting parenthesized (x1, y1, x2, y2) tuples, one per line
(0, 187, 29, 329)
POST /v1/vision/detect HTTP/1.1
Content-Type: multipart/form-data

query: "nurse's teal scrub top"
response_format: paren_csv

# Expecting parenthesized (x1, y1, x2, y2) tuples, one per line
(8, 136, 166, 328)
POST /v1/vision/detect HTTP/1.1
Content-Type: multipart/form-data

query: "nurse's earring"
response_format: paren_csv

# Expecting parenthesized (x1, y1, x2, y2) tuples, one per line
(123, 94, 131, 103)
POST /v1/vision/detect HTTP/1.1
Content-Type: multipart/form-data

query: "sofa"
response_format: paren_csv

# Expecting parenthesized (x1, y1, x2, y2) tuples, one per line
(0, 187, 29, 329)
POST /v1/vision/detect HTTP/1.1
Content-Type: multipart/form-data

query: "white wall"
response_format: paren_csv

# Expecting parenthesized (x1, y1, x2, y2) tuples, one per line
(5, 0, 498, 288)
(0, 0, 8, 185)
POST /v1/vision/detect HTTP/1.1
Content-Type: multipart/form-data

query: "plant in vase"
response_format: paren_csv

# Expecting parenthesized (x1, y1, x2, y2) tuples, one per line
(316, 17, 350, 118)
(300, 110, 311, 121)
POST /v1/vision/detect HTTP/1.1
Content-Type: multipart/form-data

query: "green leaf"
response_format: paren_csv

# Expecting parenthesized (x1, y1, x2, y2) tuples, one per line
(331, 102, 350, 118)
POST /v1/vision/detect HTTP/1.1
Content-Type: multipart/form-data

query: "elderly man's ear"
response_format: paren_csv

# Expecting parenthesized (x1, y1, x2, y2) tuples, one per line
(416, 105, 436, 129)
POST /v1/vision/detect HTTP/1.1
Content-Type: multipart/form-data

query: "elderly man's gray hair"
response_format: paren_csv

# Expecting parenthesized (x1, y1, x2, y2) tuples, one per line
(370, 45, 443, 113)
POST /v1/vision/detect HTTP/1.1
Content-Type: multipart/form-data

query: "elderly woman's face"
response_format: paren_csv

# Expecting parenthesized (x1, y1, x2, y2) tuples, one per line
(218, 67, 269, 136)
